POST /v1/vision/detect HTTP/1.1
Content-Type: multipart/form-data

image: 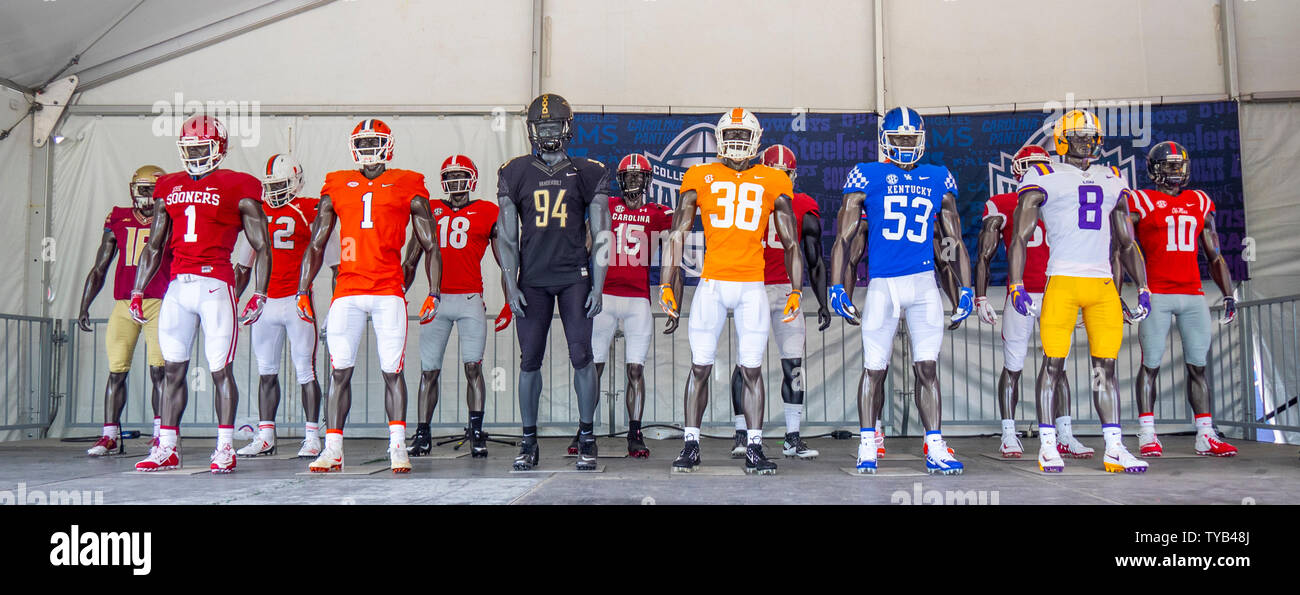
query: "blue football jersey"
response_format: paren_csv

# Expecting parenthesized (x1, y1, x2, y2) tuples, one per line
(842, 161, 956, 279)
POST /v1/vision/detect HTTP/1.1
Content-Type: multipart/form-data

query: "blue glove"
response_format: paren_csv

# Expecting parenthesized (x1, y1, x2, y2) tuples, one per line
(950, 287, 975, 323)
(1129, 287, 1152, 323)
(828, 284, 859, 322)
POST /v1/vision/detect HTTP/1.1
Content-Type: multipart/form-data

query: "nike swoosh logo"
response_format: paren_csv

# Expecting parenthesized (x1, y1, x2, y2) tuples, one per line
(565, 173, 577, 177)
(206, 187, 219, 191)
(382, 184, 394, 187)
(919, 176, 930, 180)
(208, 288, 220, 293)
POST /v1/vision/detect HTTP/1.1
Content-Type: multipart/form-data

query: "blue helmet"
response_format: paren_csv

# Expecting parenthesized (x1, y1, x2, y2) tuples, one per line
(879, 107, 925, 165)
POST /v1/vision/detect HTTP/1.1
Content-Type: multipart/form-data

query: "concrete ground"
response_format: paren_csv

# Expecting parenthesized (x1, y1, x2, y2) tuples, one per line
(1, 434, 1296, 505)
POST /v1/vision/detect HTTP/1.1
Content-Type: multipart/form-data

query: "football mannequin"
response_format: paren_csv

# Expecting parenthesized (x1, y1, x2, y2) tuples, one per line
(1010, 109, 1151, 474)
(401, 154, 505, 458)
(496, 93, 612, 471)
(728, 144, 830, 461)
(828, 106, 975, 475)
(77, 165, 170, 456)
(232, 154, 338, 459)
(974, 145, 1095, 459)
(582, 153, 673, 458)
(129, 115, 272, 473)
(1129, 141, 1238, 457)
(660, 108, 804, 475)
(297, 119, 441, 473)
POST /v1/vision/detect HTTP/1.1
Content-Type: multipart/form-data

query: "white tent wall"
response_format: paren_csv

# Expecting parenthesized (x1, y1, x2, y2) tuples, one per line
(1234, 0, 1300, 95)
(0, 86, 33, 315)
(1239, 102, 1300, 298)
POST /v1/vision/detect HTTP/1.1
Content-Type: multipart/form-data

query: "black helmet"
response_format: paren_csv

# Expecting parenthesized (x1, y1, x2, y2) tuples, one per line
(526, 93, 573, 153)
(1146, 141, 1190, 187)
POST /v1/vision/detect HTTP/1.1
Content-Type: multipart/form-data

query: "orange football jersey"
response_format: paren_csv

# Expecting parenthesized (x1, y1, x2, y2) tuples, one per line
(321, 168, 428, 300)
(680, 162, 793, 282)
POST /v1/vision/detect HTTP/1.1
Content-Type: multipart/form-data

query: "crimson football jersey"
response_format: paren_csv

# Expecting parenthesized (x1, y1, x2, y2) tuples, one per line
(603, 196, 674, 299)
(983, 192, 1049, 293)
(322, 168, 428, 300)
(104, 206, 171, 300)
(1129, 188, 1214, 295)
(262, 197, 320, 299)
(761, 192, 819, 285)
(154, 169, 261, 285)
(430, 198, 499, 295)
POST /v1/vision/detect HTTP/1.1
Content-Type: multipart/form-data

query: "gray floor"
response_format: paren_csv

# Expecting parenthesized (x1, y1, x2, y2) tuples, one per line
(2, 434, 1296, 505)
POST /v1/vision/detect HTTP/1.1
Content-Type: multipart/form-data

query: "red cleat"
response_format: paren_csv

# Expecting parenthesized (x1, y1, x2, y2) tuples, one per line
(135, 445, 181, 471)
(1196, 434, 1238, 457)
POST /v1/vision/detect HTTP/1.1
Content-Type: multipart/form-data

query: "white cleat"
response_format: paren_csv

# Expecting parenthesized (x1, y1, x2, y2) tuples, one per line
(210, 444, 237, 474)
(1138, 431, 1163, 457)
(86, 436, 118, 456)
(236, 436, 276, 457)
(924, 440, 964, 475)
(135, 444, 180, 472)
(389, 443, 412, 474)
(309, 443, 344, 473)
(1038, 442, 1065, 473)
(1103, 444, 1149, 474)
(1057, 434, 1095, 459)
(297, 436, 322, 458)
(999, 432, 1024, 458)
(855, 442, 877, 474)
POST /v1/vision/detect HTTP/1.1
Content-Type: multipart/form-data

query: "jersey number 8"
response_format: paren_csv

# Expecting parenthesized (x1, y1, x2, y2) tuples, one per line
(708, 181, 763, 231)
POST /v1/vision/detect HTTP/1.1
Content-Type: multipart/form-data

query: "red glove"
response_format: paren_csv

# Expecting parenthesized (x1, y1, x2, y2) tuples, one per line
(419, 293, 440, 325)
(494, 303, 513, 332)
(240, 293, 267, 326)
(128, 291, 148, 324)
(296, 291, 315, 323)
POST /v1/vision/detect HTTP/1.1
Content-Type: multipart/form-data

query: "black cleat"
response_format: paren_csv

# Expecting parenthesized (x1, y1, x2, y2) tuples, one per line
(782, 432, 819, 459)
(407, 425, 432, 457)
(744, 443, 778, 475)
(730, 430, 747, 459)
(576, 435, 598, 470)
(672, 440, 701, 473)
(566, 431, 581, 456)
(513, 437, 539, 471)
(627, 430, 650, 459)
(470, 429, 488, 458)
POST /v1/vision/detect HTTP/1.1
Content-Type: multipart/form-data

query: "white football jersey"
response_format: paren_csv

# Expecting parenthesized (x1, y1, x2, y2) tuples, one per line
(1017, 161, 1131, 278)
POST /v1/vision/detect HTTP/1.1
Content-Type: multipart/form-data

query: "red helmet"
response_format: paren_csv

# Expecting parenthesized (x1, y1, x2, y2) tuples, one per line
(440, 154, 478, 194)
(616, 153, 653, 199)
(350, 119, 394, 165)
(760, 144, 798, 173)
(1011, 145, 1052, 181)
(177, 115, 228, 176)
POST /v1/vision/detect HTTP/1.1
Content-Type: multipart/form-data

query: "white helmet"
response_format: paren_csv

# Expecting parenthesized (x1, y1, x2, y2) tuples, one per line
(262, 153, 304, 208)
(715, 108, 762, 162)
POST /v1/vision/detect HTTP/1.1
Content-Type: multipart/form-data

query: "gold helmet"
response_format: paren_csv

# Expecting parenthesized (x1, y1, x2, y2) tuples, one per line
(1052, 109, 1103, 158)
(130, 165, 166, 212)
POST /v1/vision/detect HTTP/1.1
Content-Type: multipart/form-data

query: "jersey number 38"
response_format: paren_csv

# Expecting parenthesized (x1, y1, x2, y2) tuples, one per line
(708, 181, 763, 231)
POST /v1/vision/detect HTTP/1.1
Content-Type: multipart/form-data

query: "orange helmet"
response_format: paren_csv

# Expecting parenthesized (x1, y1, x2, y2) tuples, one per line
(350, 119, 394, 165)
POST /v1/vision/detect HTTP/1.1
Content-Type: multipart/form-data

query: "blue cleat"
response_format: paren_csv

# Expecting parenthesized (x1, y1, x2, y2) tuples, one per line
(925, 438, 964, 475)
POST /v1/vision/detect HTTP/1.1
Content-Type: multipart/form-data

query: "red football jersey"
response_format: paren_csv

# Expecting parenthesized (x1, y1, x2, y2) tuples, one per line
(322, 168, 427, 300)
(983, 192, 1049, 293)
(104, 206, 171, 300)
(261, 197, 320, 299)
(155, 169, 261, 285)
(603, 196, 674, 299)
(1129, 188, 1214, 295)
(761, 192, 819, 285)
(430, 198, 499, 295)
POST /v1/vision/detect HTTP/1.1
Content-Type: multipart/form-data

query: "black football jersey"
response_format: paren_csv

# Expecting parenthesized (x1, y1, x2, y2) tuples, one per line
(498, 155, 610, 288)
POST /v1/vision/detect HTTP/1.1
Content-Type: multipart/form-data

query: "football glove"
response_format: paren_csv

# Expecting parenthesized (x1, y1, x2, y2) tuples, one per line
(828, 283, 859, 322)
(950, 287, 975, 324)
(240, 293, 267, 326)
(495, 303, 513, 332)
(975, 295, 998, 325)
(782, 290, 802, 323)
(296, 291, 315, 323)
(1128, 287, 1152, 323)
(128, 291, 148, 324)
(1220, 296, 1237, 325)
(659, 285, 679, 318)
(1009, 283, 1034, 317)
(419, 293, 440, 325)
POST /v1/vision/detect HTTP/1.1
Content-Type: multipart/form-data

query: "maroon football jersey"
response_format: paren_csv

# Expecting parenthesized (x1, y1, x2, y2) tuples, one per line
(603, 196, 674, 299)
(154, 169, 261, 286)
(104, 206, 171, 300)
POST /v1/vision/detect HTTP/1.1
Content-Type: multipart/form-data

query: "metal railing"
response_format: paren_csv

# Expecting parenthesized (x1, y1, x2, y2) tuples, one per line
(0, 314, 62, 441)
(34, 293, 1300, 443)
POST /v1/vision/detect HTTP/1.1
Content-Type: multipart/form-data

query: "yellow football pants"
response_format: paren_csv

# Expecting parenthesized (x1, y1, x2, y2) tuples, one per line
(106, 299, 163, 372)
(1039, 276, 1123, 359)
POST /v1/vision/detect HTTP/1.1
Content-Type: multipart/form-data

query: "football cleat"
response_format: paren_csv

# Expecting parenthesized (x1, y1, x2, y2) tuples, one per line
(782, 432, 819, 459)
(876, 432, 887, 458)
(135, 444, 180, 472)
(1195, 433, 1238, 457)
(672, 440, 701, 473)
(923, 442, 956, 456)
(1057, 435, 1095, 459)
(576, 436, 598, 471)
(236, 437, 276, 457)
(87, 435, 118, 457)
(730, 430, 747, 459)
(567, 431, 581, 456)
(1103, 445, 1149, 473)
(999, 432, 1024, 458)
(470, 429, 489, 458)
(855, 442, 877, 475)
(147, 434, 160, 459)
(1038, 443, 1065, 473)
(513, 437, 539, 471)
(309, 444, 344, 473)
(297, 436, 322, 458)
(210, 444, 237, 474)
(389, 443, 412, 474)
(744, 443, 778, 475)
(1137, 432, 1163, 458)
(407, 425, 432, 457)
(925, 441, 963, 475)
(627, 430, 650, 459)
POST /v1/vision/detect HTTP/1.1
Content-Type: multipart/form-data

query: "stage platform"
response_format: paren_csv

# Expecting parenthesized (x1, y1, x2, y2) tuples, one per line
(2, 435, 1295, 505)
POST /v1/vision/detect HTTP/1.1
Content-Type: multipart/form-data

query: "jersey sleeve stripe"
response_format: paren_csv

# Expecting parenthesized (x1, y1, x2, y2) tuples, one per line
(1132, 190, 1148, 217)
(1110, 166, 1121, 177)
(1032, 163, 1053, 176)
(983, 200, 1003, 221)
